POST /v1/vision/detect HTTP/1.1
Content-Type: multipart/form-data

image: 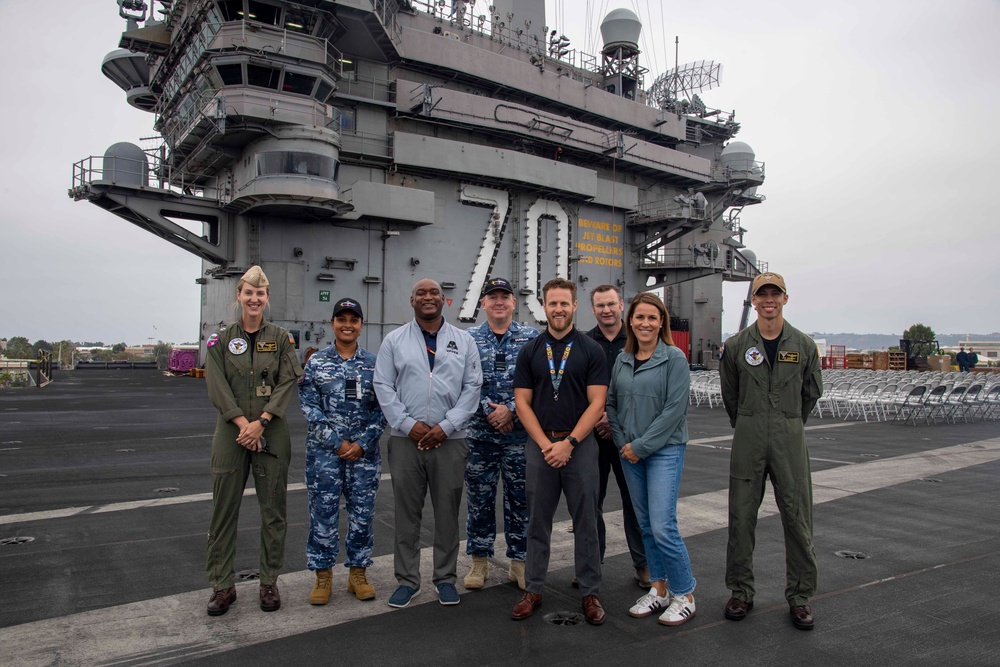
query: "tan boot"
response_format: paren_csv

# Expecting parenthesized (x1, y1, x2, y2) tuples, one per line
(347, 567, 376, 601)
(508, 560, 526, 590)
(464, 556, 489, 589)
(310, 569, 333, 605)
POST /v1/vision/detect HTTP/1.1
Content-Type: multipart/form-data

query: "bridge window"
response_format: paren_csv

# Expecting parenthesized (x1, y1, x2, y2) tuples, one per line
(247, 64, 280, 89)
(315, 80, 334, 103)
(256, 152, 339, 181)
(247, 1, 281, 27)
(282, 71, 316, 96)
(216, 63, 243, 85)
(216, 0, 242, 21)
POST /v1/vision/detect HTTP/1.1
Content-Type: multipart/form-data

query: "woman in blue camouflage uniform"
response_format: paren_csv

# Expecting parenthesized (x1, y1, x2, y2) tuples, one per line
(204, 265, 303, 616)
(300, 298, 386, 604)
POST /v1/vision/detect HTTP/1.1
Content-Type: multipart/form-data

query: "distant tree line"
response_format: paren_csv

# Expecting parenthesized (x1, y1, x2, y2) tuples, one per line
(2, 337, 174, 368)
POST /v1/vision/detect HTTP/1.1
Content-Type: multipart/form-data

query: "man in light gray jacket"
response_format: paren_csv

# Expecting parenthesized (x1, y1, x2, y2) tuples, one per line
(374, 278, 483, 608)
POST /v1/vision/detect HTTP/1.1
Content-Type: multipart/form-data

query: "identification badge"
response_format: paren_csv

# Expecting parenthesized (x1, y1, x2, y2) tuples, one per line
(256, 386, 273, 397)
(745, 347, 764, 366)
(229, 338, 248, 355)
(778, 351, 800, 363)
(494, 352, 507, 372)
(345, 376, 360, 400)
(256, 340, 278, 353)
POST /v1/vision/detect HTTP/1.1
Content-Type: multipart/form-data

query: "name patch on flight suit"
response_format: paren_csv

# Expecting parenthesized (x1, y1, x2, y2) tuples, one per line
(256, 340, 278, 353)
(778, 351, 800, 363)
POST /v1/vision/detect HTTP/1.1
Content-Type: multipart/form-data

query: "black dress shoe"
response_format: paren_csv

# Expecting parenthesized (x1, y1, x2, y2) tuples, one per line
(260, 582, 281, 612)
(207, 586, 237, 616)
(724, 597, 753, 621)
(790, 605, 814, 630)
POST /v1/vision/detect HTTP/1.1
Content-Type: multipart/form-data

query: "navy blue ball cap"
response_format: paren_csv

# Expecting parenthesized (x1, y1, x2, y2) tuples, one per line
(482, 277, 514, 296)
(333, 298, 363, 319)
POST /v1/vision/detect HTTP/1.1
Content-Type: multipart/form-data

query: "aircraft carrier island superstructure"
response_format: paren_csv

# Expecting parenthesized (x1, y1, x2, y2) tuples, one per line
(70, 0, 767, 364)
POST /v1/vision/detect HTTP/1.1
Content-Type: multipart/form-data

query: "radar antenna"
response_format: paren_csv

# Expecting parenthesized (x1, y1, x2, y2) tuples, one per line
(646, 37, 722, 111)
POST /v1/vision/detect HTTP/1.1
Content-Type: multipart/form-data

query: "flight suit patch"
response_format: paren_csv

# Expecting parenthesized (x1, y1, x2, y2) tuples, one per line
(778, 351, 799, 363)
(745, 347, 764, 366)
(229, 338, 248, 355)
(256, 340, 278, 353)
(207, 333, 219, 347)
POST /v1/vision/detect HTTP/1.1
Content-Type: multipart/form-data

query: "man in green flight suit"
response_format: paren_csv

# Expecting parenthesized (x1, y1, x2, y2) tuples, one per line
(719, 272, 822, 631)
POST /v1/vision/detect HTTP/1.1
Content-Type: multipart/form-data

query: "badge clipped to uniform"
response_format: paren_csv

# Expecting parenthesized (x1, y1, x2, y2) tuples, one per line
(229, 338, 248, 355)
(256, 340, 278, 353)
(494, 352, 507, 372)
(345, 375, 360, 400)
(256, 369, 271, 396)
(778, 351, 800, 363)
(745, 347, 764, 366)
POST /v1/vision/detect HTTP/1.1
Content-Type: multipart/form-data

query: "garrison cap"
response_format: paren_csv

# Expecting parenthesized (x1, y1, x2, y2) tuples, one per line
(239, 265, 269, 288)
(333, 298, 364, 320)
(482, 277, 514, 296)
(752, 272, 786, 295)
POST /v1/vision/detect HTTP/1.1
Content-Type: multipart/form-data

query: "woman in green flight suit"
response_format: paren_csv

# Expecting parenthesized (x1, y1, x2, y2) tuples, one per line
(204, 265, 302, 616)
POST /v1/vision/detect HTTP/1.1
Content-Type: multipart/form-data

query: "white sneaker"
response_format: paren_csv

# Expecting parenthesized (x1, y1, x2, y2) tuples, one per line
(628, 588, 670, 618)
(658, 593, 696, 626)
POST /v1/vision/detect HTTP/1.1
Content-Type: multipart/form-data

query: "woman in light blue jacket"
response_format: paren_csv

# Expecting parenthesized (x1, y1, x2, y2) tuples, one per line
(606, 292, 696, 626)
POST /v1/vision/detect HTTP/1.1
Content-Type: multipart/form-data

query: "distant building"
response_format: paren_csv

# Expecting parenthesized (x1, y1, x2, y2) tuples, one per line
(0, 338, 6, 352)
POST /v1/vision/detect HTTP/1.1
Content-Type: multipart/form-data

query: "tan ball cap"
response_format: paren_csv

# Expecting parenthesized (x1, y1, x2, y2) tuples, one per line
(752, 272, 786, 294)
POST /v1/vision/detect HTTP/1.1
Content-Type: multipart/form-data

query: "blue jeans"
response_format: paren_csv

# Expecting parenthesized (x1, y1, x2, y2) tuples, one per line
(622, 444, 696, 597)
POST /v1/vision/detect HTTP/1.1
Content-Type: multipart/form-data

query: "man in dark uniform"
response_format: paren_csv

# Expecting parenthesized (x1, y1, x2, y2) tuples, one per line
(586, 284, 648, 588)
(511, 278, 609, 625)
(719, 272, 822, 631)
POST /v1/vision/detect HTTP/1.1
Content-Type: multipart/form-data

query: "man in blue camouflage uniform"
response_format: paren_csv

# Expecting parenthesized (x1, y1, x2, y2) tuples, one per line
(463, 277, 539, 591)
(300, 298, 386, 604)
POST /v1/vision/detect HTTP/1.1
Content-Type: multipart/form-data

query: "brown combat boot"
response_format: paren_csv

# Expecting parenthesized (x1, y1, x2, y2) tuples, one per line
(347, 567, 376, 601)
(309, 569, 333, 605)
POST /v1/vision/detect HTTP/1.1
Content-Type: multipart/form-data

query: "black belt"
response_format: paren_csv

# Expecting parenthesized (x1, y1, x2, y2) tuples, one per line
(544, 430, 572, 441)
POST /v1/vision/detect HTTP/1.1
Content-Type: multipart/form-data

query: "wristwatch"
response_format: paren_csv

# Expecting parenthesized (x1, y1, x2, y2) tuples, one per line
(258, 417, 271, 427)
(566, 435, 578, 447)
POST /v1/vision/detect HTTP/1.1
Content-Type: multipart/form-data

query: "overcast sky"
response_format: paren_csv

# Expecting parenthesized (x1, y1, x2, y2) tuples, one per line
(1, 0, 997, 345)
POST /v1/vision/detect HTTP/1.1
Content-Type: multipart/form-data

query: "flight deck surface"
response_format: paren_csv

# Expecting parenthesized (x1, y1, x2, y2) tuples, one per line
(1, 371, 997, 665)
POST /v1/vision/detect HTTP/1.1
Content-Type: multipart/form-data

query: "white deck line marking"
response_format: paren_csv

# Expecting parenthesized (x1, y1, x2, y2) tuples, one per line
(0, 422, 859, 526)
(0, 423, 858, 527)
(3, 437, 999, 667)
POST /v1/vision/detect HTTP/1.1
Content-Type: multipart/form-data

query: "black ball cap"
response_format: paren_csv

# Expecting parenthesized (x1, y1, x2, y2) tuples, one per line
(482, 277, 514, 296)
(332, 298, 363, 320)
